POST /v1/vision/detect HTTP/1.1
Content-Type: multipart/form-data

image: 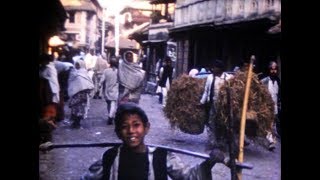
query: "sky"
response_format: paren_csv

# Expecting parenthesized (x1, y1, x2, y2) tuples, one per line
(98, 0, 152, 16)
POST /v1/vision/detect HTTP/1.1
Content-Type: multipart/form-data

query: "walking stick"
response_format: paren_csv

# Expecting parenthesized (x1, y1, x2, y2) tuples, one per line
(237, 55, 255, 180)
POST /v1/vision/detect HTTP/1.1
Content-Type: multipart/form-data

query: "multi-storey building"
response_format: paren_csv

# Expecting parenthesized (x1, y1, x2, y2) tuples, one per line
(60, 0, 103, 51)
(170, 0, 281, 76)
(137, 0, 176, 82)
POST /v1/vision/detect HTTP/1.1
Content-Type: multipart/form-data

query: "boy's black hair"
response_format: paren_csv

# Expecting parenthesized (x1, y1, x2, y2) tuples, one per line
(114, 103, 149, 136)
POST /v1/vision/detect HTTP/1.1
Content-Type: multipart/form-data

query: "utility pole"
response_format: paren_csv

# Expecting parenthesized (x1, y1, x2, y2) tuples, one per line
(115, 11, 120, 57)
(101, 8, 106, 55)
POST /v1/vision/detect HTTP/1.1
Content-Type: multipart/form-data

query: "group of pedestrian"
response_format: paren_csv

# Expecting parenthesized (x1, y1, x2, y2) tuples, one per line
(79, 55, 280, 179)
(39, 49, 106, 139)
(39, 50, 280, 179)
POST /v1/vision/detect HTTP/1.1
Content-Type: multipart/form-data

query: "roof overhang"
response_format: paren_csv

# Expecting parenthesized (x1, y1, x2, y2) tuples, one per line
(150, 0, 176, 4)
(142, 40, 166, 44)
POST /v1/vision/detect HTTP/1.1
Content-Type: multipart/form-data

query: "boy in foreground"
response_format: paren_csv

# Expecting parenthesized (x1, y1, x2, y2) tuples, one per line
(83, 103, 227, 180)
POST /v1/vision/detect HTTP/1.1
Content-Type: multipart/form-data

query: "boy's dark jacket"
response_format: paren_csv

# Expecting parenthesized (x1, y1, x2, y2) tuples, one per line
(81, 145, 213, 180)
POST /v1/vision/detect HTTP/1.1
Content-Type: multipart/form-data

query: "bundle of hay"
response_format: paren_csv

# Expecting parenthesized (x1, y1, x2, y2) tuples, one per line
(163, 74, 207, 134)
(215, 71, 275, 138)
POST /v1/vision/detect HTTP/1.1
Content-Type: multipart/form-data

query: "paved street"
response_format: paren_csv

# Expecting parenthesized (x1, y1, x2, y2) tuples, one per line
(39, 94, 281, 180)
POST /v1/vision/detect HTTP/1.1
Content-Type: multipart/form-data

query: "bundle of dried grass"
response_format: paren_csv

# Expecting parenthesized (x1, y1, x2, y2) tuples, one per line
(215, 71, 275, 138)
(163, 74, 207, 134)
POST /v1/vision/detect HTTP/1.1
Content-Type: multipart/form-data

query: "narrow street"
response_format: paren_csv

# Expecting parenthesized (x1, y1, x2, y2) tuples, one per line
(39, 94, 281, 180)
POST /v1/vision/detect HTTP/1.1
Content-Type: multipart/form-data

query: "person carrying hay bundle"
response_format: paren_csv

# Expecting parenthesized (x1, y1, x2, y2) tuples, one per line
(214, 62, 276, 152)
(199, 60, 234, 150)
(163, 74, 207, 135)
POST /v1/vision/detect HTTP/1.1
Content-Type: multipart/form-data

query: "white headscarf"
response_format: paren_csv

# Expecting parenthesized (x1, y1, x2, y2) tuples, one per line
(68, 60, 94, 97)
(188, 68, 199, 77)
(118, 53, 145, 90)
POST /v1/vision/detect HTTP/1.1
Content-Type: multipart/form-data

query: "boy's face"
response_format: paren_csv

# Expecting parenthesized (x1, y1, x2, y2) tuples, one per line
(119, 114, 149, 152)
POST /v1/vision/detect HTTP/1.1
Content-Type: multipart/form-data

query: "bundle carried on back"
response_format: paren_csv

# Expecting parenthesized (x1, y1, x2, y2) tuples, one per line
(163, 74, 207, 134)
(215, 70, 275, 138)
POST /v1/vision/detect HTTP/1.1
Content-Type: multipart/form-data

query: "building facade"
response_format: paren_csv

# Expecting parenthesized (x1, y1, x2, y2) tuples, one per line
(60, 0, 103, 50)
(141, 0, 176, 82)
(170, 0, 281, 76)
